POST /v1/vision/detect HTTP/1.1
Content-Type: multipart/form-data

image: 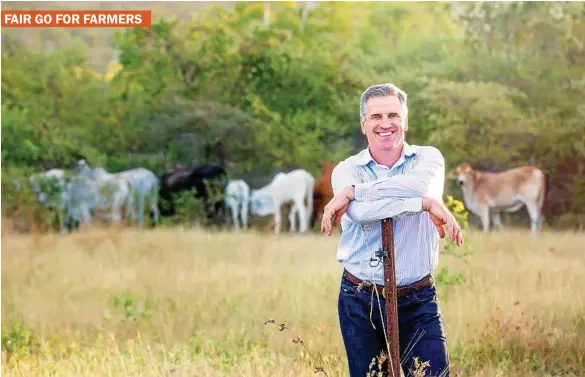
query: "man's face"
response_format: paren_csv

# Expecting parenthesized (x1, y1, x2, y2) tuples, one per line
(361, 95, 407, 152)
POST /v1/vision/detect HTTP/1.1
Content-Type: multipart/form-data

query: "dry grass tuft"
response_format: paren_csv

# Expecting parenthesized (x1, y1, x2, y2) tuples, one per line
(2, 226, 584, 376)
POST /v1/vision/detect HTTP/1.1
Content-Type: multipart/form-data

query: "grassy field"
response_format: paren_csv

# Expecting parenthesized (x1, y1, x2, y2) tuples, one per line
(2, 226, 584, 377)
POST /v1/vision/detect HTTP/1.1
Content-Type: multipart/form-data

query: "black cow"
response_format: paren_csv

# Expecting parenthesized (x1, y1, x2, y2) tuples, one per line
(159, 164, 228, 223)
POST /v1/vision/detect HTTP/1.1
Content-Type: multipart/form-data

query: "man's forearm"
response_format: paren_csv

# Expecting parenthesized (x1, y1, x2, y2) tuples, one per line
(354, 174, 435, 201)
(340, 187, 442, 225)
(344, 196, 423, 225)
(331, 165, 425, 225)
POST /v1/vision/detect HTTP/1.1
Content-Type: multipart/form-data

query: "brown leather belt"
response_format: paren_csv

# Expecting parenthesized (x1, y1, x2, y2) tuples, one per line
(343, 270, 434, 299)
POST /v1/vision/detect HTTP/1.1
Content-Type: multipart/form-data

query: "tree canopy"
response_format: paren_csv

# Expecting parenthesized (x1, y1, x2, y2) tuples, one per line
(2, 2, 584, 225)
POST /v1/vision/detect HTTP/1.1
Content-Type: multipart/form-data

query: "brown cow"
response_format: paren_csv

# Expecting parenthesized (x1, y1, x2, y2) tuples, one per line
(447, 162, 547, 234)
(310, 163, 336, 228)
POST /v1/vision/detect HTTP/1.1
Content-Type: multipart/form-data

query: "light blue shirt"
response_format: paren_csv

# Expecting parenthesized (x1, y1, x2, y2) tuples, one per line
(331, 142, 445, 287)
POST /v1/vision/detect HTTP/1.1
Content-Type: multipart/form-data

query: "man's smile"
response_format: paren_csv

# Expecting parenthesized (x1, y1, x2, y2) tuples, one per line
(375, 129, 397, 138)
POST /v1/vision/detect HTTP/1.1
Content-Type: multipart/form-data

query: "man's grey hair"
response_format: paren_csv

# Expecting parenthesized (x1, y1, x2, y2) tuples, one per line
(359, 83, 408, 121)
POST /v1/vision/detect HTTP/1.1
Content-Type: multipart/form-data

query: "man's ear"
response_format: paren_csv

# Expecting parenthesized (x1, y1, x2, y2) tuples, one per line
(360, 118, 366, 135)
(404, 118, 409, 133)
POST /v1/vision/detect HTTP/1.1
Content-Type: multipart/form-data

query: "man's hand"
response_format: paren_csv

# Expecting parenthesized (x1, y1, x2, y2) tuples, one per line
(422, 197, 464, 246)
(321, 186, 354, 236)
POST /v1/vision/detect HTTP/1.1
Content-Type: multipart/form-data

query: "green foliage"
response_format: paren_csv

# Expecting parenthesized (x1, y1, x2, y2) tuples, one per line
(419, 80, 535, 167)
(169, 188, 206, 227)
(1, 319, 40, 362)
(2, 2, 584, 228)
(435, 267, 467, 286)
(109, 5, 364, 175)
(0, 167, 62, 232)
(1, 40, 109, 169)
(111, 295, 152, 323)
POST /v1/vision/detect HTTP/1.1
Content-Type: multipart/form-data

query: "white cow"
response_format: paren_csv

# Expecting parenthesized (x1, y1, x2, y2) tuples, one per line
(86, 168, 134, 223)
(27, 166, 131, 232)
(116, 168, 160, 228)
(29, 168, 114, 232)
(72, 160, 135, 223)
(249, 169, 315, 235)
(75, 160, 160, 228)
(64, 173, 105, 229)
(225, 179, 250, 231)
(71, 165, 133, 225)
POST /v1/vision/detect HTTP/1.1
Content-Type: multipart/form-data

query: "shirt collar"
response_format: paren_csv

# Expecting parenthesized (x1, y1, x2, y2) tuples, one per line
(356, 142, 418, 166)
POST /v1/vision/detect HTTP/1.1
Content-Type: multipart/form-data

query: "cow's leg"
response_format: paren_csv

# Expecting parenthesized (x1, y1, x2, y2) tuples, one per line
(111, 192, 126, 224)
(288, 204, 298, 232)
(79, 204, 93, 230)
(149, 189, 160, 225)
(123, 189, 136, 224)
(492, 212, 504, 231)
(272, 197, 282, 235)
(525, 202, 541, 234)
(241, 200, 249, 231)
(137, 190, 147, 229)
(480, 207, 490, 232)
(273, 210, 282, 235)
(230, 202, 240, 231)
(301, 203, 310, 233)
(290, 195, 308, 233)
(296, 200, 308, 233)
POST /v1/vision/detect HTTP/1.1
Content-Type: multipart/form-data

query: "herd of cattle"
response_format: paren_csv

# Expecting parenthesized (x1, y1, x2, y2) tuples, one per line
(18, 157, 548, 235)
(21, 160, 336, 234)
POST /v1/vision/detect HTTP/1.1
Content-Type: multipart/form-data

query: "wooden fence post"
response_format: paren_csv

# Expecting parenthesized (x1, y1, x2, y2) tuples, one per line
(382, 217, 400, 377)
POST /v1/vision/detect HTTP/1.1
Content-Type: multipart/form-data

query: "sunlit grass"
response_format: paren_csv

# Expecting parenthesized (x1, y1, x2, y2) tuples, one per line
(2, 226, 584, 376)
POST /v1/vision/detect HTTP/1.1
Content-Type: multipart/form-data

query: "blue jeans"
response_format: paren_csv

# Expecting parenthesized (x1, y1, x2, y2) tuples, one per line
(338, 272, 450, 377)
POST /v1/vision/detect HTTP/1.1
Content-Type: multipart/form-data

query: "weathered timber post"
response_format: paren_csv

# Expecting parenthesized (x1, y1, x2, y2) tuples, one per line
(382, 217, 400, 377)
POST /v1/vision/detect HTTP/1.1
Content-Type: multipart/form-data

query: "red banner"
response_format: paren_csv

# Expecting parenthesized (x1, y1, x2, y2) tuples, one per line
(1, 10, 152, 27)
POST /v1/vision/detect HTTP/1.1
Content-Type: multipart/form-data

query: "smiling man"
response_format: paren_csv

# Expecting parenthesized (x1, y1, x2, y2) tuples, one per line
(321, 83, 464, 377)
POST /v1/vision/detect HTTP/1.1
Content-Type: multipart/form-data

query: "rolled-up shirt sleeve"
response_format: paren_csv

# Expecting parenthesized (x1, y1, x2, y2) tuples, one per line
(331, 163, 423, 225)
(353, 146, 445, 202)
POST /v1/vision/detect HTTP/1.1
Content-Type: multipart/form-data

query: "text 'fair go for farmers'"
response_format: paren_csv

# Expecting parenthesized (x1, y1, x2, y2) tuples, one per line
(1, 10, 152, 27)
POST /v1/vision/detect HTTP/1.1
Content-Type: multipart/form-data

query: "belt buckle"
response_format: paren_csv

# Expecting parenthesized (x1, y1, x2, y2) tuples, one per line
(382, 287, 386, 299)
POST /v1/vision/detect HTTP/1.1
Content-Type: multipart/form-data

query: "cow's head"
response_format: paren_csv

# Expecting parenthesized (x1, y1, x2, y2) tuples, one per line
(74, 159, 90, 171)
(447, 162, 474, 186)
(249, 188, 274, 217)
